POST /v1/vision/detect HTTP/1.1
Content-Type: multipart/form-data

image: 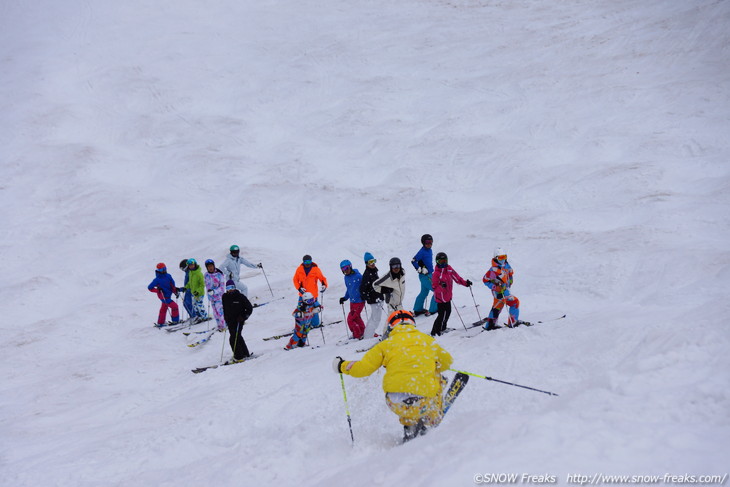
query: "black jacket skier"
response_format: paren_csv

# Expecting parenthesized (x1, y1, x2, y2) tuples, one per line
(359, 265, 384, 305)
(222, 280, 254, 361)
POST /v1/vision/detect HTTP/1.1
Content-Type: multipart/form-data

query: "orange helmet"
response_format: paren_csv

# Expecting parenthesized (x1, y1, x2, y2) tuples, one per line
(387, 310, 416, 329)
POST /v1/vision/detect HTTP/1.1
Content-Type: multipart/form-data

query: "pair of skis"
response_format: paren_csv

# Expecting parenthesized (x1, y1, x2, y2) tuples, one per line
(463, 314, 566, 337)
(191, 353, 261, 374)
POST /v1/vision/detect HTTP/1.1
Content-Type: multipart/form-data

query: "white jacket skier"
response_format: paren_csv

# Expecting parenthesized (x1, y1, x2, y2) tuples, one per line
(373, 257, 406, 313)
(219, 245, 259, 297)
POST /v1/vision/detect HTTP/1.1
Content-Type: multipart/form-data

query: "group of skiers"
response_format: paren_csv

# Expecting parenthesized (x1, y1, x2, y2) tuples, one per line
(147, 246, 262, 363)
(147, 235, 521, 439)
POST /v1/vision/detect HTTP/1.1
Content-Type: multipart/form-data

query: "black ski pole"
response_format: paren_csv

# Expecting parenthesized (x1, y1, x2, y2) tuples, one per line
(469, 285, 482, 321)
(448, 368, 559, 397)
(220, 327, 228, 363)
(318, 307, 326, 345)
(452, 299, 468, 331)
(232, 322, 241, 360)
(341, 302, 350, 339)
(260, 263, 274, 297)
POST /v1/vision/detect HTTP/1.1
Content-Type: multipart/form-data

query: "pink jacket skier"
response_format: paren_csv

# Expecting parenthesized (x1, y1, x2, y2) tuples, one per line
(430, 252, 472, 336)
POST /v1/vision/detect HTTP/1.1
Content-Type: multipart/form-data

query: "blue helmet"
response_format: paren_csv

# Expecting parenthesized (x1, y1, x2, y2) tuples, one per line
(187, 258, 197, 267)
(340, 259, 352, 269)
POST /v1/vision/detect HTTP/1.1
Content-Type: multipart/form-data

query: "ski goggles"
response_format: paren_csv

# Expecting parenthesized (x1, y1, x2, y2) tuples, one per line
(340, 265, 352, 274)
(366, 259, 376, 265)
(303, 260, 313, 266)
(496, 255, 507, 260)
(436, 257, 447, 264)
(390, 263, 401, 269)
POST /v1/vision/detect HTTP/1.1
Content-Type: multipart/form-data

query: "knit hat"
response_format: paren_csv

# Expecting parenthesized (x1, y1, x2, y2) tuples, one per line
(225, 280, 236, 291)
(363, 252, 375, 263)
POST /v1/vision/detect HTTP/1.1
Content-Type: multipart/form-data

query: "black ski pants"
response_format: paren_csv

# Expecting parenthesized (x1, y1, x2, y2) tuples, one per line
(430, 301, 451, 336)
(227, 320, 250, 360)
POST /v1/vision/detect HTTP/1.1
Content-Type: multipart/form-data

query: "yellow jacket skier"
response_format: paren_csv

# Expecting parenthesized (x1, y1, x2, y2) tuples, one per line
(333, 310, 453, 441)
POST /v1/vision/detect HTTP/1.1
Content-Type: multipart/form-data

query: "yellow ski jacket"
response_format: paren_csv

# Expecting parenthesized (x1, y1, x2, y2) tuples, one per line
(341, 324, 453, 397)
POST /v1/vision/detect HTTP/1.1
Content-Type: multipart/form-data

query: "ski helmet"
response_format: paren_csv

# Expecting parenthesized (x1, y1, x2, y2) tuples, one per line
(389, 257, 402, 268)
(340, 259, 352, 273)
(179, 259, 189, 271)
(302, 254, 313, 265)
(301, 292, 315, 305)
(230, 245, 240, 253)
(494, 247, 507, 261)
(421, 234, 433, 245)
(387, 310, 415, 329)
(156, 262, 167, 273)
(225, 280, 236, 291)
(205, 259, 215, 267)
(364, 252, 375, 264)
(187, 258, 197, 267)
(435, 252, 448, 267)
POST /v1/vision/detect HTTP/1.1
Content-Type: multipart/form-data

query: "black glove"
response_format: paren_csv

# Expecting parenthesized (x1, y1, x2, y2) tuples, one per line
(339, 297, 347, 304)
(440, 282, 447, 288)
(299, 287, 306, 294)
(333, 356, 345, 373)
(257, 263, 263, 268)
(418, 259, 425, 267)
(495, 292, 504, 299)
(466, 280, 473, 287)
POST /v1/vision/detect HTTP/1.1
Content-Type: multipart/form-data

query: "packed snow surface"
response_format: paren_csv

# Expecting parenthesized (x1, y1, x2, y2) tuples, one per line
(1, 0, 729, 485)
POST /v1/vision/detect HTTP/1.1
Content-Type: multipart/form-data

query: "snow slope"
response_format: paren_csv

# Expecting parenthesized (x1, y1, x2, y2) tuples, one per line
(1, 0, 729, 485)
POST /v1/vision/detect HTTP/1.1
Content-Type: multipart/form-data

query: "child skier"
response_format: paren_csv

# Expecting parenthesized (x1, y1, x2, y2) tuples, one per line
(333, 310, 453, 442)
(411, 234, 438, 316)
(283, 292, 323, 350)
(292, 254, 328, 328)
(221, 280, 254, 362)
(359, 252, 385, 339)
(338, 259, 365, 340)
(204, 259, 227, 332)
(219, 244, 261, 297)
(482, 247, 520, 330)
(430, 252, 472, 336)
(147, 263, 181, 326)
(183, 259, 208, 323)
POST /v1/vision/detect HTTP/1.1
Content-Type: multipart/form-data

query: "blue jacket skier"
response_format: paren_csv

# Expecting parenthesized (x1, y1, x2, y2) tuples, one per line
(411, 234, 437, 316)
